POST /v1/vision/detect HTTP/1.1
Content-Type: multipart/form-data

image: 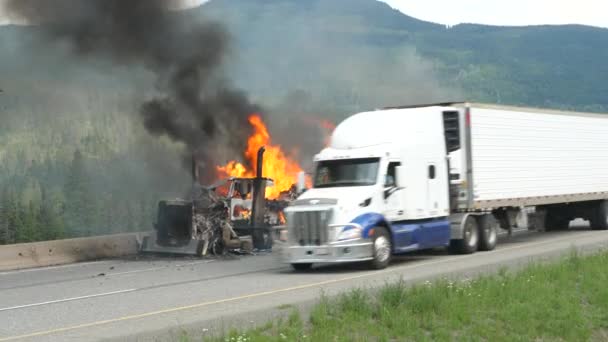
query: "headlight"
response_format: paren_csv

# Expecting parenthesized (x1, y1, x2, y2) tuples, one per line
(337, 226, 362, 241)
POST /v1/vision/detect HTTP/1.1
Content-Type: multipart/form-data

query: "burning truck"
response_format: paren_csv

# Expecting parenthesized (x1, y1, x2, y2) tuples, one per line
(141, 114, 310, 256)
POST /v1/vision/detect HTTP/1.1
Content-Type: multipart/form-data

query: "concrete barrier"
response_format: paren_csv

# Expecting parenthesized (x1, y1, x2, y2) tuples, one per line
(0, 232, 151, 271)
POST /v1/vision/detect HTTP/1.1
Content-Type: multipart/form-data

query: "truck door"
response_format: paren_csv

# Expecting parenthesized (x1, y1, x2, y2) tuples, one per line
(426, 164, 439, 216)
(383, 161, 405, 221)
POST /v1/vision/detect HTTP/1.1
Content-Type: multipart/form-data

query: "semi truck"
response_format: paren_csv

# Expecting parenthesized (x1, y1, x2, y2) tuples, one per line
(282, 102, 608, 270)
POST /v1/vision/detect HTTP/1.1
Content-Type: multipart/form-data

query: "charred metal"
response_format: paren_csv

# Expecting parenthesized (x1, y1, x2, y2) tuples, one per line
(140, 147, 296, 257)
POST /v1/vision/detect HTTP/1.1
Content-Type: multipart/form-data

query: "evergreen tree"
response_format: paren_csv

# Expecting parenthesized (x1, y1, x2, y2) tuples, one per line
(139, 198, 152, 232)
(97, 192, 114, 234)
(0, 189, 9, 244)
(39, 186, 65, 241)
(64, 150, 96, 237)
(4, 191, 20, 244)
(12, 200, 27, 243)
(18, 201, 41, 243)
(126, 201, 136, 232)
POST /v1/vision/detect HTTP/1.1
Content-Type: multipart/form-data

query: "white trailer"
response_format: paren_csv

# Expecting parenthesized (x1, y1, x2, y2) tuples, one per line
(283, 103, 608, 270)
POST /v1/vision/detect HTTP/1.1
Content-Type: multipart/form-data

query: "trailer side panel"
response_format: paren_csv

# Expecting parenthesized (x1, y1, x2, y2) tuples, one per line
(469, 106, 608, 209)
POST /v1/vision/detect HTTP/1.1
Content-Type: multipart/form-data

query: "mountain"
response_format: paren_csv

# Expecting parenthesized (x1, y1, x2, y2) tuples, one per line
(2, 0, 607, 114)
(197, 0, 608, 112)
(0, 0, 607, 243)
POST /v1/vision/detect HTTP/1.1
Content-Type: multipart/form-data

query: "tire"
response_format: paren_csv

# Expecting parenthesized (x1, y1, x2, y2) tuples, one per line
(591, 201, 608, 231)
(477, 214, 498, 251)
(368, 226, 392, 270)
(449, 215, 479, 254)
(291, 263, 312, 271)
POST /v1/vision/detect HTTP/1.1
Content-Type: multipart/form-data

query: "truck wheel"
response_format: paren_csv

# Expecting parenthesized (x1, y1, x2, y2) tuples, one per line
(477, 214, 497, 251)
(368, 227, 392, 270)
(449, 215, 479, 254)
(591, 201, 608, 231)
(291, 263, 312, 271)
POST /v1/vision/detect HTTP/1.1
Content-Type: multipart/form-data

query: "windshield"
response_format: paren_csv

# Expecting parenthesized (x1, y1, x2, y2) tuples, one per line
(314, 158, 380, 188)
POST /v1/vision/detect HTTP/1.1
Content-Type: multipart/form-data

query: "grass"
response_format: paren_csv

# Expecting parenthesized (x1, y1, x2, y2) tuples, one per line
(195, 249, 608, 342)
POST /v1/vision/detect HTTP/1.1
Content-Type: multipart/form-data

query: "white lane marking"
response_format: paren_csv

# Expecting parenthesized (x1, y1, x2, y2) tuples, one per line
(0, 260, 114, 276)
(1, 231, 607, 341)
(0, 289, 137, 313)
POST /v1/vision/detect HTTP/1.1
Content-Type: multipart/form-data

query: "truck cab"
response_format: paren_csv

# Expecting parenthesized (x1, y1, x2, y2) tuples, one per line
(283, 106, 453, 270)
(283, 102, 608, 270)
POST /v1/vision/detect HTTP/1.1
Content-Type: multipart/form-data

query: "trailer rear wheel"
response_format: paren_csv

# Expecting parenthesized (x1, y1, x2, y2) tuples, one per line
(368, 227, 392, 270)
(291, 263, 312, 271)
(477, 215, 498, 251)
(449, 215, 479, 254)
(591, 201, 608, 231)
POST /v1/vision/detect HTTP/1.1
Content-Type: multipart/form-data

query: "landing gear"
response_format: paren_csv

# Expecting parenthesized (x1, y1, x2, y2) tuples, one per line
(591, 200, 608, 231)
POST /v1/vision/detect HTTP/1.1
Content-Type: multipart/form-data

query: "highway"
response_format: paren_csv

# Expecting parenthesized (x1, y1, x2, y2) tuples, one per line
(1, 226, 608, 342)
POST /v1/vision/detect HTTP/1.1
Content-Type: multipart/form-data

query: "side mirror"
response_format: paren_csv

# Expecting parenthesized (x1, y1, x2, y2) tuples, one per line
(395, 166, 406, 188)
(296, 171, 307, 193)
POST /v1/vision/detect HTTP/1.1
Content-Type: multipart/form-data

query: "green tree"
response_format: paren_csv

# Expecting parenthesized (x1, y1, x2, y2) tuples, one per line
(138, 198, 153, 232)
(17, 201, 41, 243)
(0, 189, 10, 244)
(38, 186, 65, 241)
(4, 191, 21, 244)
(64, 150, 96, 237)
(126, 201, 136, 232)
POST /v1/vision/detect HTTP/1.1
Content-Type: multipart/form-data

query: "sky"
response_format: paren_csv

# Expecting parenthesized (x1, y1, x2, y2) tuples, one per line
(0, 0, 606, 28)
(382, 0, 608, 28)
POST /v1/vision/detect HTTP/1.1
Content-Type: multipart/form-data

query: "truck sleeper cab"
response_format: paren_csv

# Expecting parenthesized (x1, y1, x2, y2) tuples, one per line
(283, 103, 608, 271)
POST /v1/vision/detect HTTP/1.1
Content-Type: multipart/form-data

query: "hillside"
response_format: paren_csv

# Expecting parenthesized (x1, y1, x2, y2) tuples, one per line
(0, 0, 607, 243)
(199, 0, 608, 111)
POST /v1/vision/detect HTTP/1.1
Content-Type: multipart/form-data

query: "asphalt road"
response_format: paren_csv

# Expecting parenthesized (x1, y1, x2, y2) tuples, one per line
(1, 226, 608, 342)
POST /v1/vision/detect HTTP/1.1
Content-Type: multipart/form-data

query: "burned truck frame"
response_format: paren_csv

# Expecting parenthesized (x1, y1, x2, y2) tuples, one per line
(140, 147, 289, 256)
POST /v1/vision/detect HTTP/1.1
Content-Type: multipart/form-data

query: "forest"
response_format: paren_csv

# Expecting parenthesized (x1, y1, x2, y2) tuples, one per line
(1, 0, 607, 244)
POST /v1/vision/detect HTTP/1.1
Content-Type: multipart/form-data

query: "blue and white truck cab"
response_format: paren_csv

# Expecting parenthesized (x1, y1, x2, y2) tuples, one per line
(283, 105, 454, 270)
(282, 103, 608, 270)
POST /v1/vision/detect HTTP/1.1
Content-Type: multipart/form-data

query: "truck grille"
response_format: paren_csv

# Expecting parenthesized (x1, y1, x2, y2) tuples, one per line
(291, 210, 332, 246)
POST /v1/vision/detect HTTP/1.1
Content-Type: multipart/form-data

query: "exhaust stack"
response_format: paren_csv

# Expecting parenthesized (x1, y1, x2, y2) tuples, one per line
(251, 146, 267, 228)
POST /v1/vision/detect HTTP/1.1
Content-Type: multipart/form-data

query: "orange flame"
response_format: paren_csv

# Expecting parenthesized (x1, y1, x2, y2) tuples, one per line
(232, 205, 251, 220)
(217, 114, 307, 199)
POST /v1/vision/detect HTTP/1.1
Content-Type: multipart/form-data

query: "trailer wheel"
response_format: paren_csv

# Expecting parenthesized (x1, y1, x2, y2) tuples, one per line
(477, 214, 498, 251)
(591, 201, 608, 231)
(368, 226, 392, 270)
(291, 263, 312, 271)
(449, 215, 479, 254)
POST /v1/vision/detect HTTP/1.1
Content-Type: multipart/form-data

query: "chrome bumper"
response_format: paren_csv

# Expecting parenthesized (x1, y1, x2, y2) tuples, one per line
(282, 239, 373, 264)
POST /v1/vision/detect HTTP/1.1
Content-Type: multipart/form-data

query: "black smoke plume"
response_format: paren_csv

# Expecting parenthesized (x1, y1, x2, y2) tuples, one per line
(6, 0, 260, 180)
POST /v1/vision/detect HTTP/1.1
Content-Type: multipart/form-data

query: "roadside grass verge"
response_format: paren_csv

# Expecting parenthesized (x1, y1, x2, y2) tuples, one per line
(199, 249, 608, 341)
